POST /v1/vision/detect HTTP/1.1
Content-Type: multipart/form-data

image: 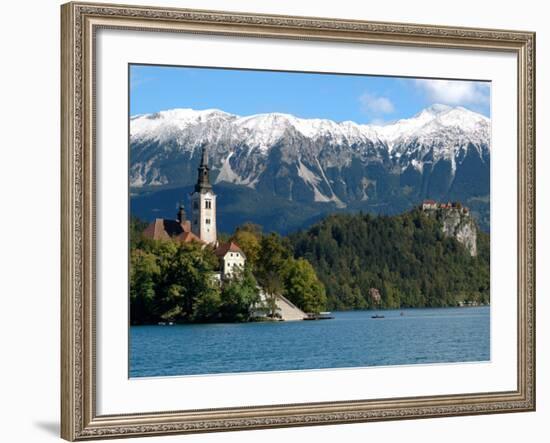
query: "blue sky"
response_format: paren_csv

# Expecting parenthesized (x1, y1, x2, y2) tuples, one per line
(130, 64, 490, 124)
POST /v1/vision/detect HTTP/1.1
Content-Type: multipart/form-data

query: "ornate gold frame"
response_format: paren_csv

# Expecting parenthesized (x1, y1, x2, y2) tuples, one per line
(61, 1, 536, 440)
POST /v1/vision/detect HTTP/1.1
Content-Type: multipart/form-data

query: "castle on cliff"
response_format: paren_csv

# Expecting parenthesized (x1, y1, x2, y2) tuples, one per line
(143, 147, 246, 279)
(421, 199, 470, 215)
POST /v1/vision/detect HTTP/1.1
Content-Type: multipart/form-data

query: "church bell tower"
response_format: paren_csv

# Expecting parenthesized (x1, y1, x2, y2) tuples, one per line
(190, 146, 217, 244)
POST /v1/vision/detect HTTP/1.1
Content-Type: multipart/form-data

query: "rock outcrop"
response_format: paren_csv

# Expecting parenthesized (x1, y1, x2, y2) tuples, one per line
(439, 208, 478, 256)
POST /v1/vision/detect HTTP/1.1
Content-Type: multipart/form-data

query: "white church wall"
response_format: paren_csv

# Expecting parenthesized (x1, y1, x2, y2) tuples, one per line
(223, 251, 245, 277)
(191, 190, 217, 244)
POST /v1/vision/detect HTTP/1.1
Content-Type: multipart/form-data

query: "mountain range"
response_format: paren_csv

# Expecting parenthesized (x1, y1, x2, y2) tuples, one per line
(130, 104, 491, 233)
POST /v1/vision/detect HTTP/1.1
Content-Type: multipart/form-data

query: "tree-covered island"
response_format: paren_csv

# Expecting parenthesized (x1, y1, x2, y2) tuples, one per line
(130, 219, 326, 324)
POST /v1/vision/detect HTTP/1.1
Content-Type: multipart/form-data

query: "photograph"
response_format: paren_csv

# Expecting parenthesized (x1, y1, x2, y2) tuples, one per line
(128, 65, 491, 378)
(57, 2, 536, 440)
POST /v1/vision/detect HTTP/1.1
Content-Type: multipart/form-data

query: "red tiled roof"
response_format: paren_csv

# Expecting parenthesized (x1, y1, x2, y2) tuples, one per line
(176, 231, 202, 243)
(423, 199, 437, 205)
(214, 241, 245, 258)
(143, 218, 203, 244)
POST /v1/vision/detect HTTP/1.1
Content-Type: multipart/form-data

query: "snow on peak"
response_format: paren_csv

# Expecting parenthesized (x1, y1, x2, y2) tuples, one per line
(402, 105, 490, 143)
(130, 106, 491, 190)
(131, 108, 238, 147)
(130, 105, 489, 155)
(373, 104, 489, 150)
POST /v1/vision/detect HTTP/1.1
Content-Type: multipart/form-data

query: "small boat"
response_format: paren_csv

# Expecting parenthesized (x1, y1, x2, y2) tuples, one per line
(371, 314, 385, 319)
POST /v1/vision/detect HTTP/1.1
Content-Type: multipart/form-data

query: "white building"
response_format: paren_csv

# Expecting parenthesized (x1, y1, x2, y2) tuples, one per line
(214, 242, 246, 279)
(190, 147, 217, 245)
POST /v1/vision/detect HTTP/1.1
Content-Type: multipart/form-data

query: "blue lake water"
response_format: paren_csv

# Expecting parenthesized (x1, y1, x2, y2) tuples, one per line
(130, 306, 490, 377)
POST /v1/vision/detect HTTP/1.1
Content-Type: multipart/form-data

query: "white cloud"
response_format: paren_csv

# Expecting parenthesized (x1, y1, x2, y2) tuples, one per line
(359, 92, 395, 116)
(415, 79, 489, 106)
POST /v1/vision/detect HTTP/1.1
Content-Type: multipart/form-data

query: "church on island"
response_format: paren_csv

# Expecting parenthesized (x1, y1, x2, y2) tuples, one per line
(142, 147, 246, 280)
(142, 147, 314, 321)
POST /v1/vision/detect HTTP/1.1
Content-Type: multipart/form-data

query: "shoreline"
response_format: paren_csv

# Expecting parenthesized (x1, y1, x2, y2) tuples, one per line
(130, 305, 490, 326)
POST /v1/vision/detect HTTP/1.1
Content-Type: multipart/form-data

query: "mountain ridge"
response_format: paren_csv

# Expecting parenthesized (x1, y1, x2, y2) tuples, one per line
(130, 104, 489, 166)
(130, 104, 491, 232)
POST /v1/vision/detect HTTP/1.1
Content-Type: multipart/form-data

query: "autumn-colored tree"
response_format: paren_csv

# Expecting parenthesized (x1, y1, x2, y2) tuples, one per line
(231, 225, 262, 269)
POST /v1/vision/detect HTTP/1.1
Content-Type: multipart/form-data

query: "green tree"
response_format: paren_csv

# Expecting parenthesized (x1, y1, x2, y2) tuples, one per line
(192, 284, 223, 322)
(220, 267, 260, 321)
(231, 225, 262, 269)
(130, 249, 159, 324)
(162, 243, 218, 320)
(256, 233, 291, 282)
(382, 281, 401, 309)
(131, 240, 220, 323)
(280, 258, 327, 313)
(129, 216, 148, 249)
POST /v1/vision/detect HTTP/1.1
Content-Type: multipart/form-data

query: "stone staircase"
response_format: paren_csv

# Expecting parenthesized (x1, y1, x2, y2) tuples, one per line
(254, 289, 307, 321)
(274, 294, 307, 321)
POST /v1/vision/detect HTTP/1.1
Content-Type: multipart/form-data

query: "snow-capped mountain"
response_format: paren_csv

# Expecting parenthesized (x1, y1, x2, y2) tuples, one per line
(130, 105, 490, 233)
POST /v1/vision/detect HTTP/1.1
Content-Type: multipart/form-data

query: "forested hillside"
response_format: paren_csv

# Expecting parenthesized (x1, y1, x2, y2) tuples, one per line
(289, 209, 490, 310)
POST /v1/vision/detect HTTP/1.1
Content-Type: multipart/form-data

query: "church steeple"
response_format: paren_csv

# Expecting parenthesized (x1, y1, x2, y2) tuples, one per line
(195, 146, 212, 192)
(190, 146, 217, 244)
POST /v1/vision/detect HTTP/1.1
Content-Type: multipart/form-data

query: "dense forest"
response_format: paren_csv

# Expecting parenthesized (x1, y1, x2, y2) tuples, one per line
(129, 208, 490, 324)
(289, 209, 490, 310)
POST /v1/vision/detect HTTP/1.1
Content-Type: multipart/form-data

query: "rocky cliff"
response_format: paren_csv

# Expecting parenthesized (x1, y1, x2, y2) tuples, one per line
(438, 208, 478, 256)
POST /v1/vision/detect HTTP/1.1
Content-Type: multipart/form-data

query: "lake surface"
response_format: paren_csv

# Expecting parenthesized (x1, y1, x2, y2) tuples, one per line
(130, 306, 490, 377)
